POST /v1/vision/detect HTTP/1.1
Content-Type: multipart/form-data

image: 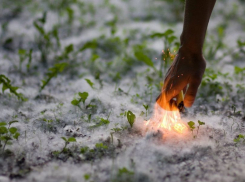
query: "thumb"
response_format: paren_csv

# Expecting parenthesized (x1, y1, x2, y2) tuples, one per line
(184, 78, 201, 107)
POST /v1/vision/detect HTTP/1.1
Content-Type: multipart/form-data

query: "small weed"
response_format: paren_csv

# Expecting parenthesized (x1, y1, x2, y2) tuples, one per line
(112, 167, 134, 182)
(188, 120, 205, 138)
(0, 74, 27, 101)
(61, 137, 76, 153)
(234, 134, 245, 143)
(89, 118, 110, 129)
(95, 143, 108, 149)
(0, 120, 20, 152)
(85, 79, 94, 89)
(40, 62, 68, 92)
(56, 44, 74, 62)
(143, 104, 149, 117)
(84, 173, 90, 181)
(127, 111, 135, 128)
(71, 92, 89, 109)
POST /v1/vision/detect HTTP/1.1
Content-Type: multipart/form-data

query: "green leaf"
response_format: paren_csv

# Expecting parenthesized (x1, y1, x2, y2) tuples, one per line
(78, 92, 89, 103)
(9, 120, 18, 126)
(188, 121, 195, 130)
(84, 174, 90, 180)
(71, 99, 80, 106)
(65, 44, 74, 54)
(150, 29, 174, 38)
(198, 120, 205, 126)
(79, 41, 97, 52)
(143, 104, 148, 110)
(118, 167, 134, 176)
(127, 111, 135, 128)
(111, 127, 122, 132)
(0, 74, 27, 101)
(40, 63, 68, 91)
(61, 137, 68, 142)
(234, 134, 244, 143)
(95, 143, 108, 149)
(81, 146, 89, 154)
(26, 49, 33, 70)
(68, 137, 76, 142)
(163, 29, 174, 36)
(18, 49, 26, 56)
(91, 54, 99, 62)
(0, 122, 7, 126)
(167, 35, 177, 44)
(134, 51, 155, 69)
(13, 132, 20, 140)
(89, 118, 110, 128)
(1, 136, 12, 141)
(0, 126, 8, 134)
(33, 21, 45, 35)
(9, 127, 17, 134)
(85, 79, 94, 89)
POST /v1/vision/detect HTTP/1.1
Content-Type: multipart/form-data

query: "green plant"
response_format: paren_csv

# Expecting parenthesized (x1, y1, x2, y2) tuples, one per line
(56, 44, 74, 61)
(81, 146, 90, 154)
(188, 121, 195, 137)
(84, 173, 90, 181)
(61, 137, 76, 153)
(118, 167, 134, 176)
(85, 79, 94, 89)
(196, 120, 205, 136)
(71, 92, 89, 109)
(127, 111, 135, 128)
(66, 7, 74, 25)
(0, 74, 27, 101)
(112, 167, 135, 182)
(95, 143, 108, 149)
(18, 49, 32, 72)
(40, 62, 68, 91)
(143, 104, 149, 117)
(234, 66, 245, 80)
(89, 118, 110, 129)
(188, 120, 205, 138)
(33, 12, 61, 65)
(0, 120, 20, 152)
(134, 45, 157, 73)
(234, 134, 245, 143)
(43, 118, 54, 132)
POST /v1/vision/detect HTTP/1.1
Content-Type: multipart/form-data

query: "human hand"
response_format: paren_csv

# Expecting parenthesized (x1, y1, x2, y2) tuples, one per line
(156, 50, 206, 110)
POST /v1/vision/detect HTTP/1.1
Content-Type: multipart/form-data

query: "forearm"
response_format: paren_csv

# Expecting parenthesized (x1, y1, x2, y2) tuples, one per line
(180, 0, 216, 54)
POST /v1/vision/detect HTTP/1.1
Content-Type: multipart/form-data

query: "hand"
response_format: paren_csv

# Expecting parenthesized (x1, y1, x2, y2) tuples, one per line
(156, 49, 206, 109)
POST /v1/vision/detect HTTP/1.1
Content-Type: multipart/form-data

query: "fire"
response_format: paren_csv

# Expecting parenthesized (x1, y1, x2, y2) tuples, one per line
(144, 103, 187, 134)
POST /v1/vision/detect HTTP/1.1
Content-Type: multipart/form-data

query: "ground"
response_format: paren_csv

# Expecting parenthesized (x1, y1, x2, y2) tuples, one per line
(0, 0, 245, 182)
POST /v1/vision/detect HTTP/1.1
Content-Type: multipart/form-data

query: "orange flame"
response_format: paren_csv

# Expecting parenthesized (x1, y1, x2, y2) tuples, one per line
(144, 104, 187, 134)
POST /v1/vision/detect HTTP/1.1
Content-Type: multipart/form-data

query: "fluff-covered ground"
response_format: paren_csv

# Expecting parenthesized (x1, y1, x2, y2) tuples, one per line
(1, 0, 245, 182)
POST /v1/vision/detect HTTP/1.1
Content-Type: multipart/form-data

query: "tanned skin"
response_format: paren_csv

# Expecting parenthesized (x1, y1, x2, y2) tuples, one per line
(157, 0, 217, 110)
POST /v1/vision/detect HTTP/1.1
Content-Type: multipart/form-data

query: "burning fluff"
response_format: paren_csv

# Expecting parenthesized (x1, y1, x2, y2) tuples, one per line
(144, 103, 187, 134)
(144, 91, 187, 134)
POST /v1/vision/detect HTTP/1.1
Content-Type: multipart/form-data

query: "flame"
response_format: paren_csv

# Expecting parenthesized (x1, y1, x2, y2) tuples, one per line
(144, 103, 187, 134)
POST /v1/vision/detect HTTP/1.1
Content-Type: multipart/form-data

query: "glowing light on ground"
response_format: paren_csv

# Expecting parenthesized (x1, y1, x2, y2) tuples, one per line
(144, 103, 187, 134)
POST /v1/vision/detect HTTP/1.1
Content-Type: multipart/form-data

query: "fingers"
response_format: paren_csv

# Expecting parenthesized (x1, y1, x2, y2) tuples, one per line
(184, 77, 201, 107)
(163, 75, 188, 102)
(156, 74, 188, 110)
(156, 93, 178, 111)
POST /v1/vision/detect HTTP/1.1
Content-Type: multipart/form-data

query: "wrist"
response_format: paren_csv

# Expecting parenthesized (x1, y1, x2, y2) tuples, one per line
(179, 34, 203, 55)
(178, 44, 203, 56)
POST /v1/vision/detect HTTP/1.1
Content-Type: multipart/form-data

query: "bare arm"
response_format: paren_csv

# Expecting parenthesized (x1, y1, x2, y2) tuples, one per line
(157, 0, 216, 109)
(181, 0, 216, 54)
